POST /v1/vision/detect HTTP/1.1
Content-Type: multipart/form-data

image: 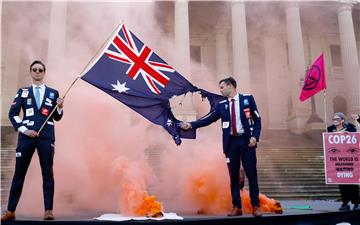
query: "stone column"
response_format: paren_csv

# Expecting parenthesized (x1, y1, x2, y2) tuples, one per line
(285, 2, 311, 134)
(1, 27, 22, 126)
(174, 0, 190, 78)
(46, 1, 67, 83)
(337, 2, 360, 114)
(231, 1, 251, 93)
(264, 33, 288, 129)
(215, 20, 230, 81)
(173, 0, 195, 121)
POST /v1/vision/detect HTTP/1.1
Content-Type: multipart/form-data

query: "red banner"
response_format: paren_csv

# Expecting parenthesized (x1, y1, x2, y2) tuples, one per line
(299, 53, 326, 102)
(323, 132, 360, 184)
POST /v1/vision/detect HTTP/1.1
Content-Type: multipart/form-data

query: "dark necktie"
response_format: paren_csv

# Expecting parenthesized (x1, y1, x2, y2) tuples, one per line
(231, 99, 237, 135)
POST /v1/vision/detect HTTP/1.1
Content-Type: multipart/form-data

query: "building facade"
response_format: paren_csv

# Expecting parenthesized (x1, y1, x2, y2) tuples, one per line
(1, 0, 359, 210)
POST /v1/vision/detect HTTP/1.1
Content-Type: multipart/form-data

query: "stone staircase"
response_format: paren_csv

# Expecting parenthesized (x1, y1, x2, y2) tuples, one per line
(1, 144, 16, 211)
(256, 147, 340, 200)
(1, 128, 340, 211)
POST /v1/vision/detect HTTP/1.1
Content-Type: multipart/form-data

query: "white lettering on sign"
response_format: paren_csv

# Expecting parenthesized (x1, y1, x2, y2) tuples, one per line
(328, 134, 357, 145)
(337, 172, 353, 178)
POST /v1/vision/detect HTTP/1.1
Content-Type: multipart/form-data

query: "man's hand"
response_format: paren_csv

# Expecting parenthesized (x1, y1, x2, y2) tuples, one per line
(56, 97, 64, 109)
(24, 130, 39, 138)
(180, 122, 192, 131)
(248, 137, 257, 147)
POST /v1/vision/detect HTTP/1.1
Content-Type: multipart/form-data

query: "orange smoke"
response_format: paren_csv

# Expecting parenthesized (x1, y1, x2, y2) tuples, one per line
(134, 193, 163, 217)
(181, 145, 282, 215)
(240, 190, 283, 214)
(112, 156, 163, 217)
(187, 170, 231, 214)
(180, 146, 231, 215)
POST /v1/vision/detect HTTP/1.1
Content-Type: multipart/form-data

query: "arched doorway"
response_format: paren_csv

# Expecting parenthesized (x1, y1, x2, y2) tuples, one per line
(332, 95, 347, 113)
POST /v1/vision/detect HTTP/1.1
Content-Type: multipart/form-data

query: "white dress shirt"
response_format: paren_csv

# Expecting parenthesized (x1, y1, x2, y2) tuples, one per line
(32, 83, 46, 107)
(228, 93, 244, 135)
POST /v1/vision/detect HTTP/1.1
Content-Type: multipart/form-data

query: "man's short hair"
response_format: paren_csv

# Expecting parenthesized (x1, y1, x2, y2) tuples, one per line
(30, 60, 46, 72)
(219, 77, 237, 88)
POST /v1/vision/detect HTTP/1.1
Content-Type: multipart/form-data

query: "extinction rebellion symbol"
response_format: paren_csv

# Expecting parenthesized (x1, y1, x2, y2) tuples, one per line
(302, 65, 321, 91)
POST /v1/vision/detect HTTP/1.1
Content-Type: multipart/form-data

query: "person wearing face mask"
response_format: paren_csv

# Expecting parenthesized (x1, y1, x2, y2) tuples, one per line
(327, 112, 360, 211)
(1, 60, 64, 221)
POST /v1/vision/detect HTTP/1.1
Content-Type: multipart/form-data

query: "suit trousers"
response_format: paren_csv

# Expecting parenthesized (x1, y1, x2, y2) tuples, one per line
(7, 138, 55, 211)
(227, 135, 260, 208)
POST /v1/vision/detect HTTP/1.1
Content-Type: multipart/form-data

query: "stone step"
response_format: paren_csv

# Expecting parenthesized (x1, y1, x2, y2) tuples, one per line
(260, 181, 337, 185)
(0, 142, 336, 200)
(259, 186, 339, 190)
(260, 153, 323, 155)
(264, 194, 339, 200)
(258, 166, 325, 169)
(259, 168, 325, 171)
(259, 157, 324, 160)
(258, 176, 326, 180)
(258, 172, 325, 175)
(258, 152, 324, 155)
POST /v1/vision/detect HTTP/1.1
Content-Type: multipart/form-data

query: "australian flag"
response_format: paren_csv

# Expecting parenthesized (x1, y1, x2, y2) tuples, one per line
(81, 23, 201, 145)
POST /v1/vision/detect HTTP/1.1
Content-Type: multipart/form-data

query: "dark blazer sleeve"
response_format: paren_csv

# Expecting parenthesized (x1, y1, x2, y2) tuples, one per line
(346, 123, 357, 132)
(326, 126, 332, 132)
(51, 90, 63, 121)
(249, 95, 261, 141)
(191, 105, 221, 130)
(8, 89, 23, 131)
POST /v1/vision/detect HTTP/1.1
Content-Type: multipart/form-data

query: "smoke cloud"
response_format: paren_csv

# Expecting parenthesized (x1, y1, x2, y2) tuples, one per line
(2, 0, 300, 217)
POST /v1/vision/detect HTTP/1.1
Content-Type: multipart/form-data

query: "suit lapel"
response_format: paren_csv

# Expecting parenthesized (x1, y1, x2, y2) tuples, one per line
(40, 86, 48, 109)
(238, 94, 246, 123)
(224, 100, 230, 120)
(28, 86, 39, 111)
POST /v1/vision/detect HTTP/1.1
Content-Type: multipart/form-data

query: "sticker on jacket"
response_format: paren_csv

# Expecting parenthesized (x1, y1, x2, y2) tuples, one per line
(244, 108, 251, 119)
(222, 121, 230, 129)
(21, 89, 29, 98)
(26, 108, 34, 117)
(41, 108, 50, 116)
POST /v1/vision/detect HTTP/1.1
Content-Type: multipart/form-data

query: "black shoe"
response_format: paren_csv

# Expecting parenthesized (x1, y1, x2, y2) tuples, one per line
(353, 204, 360, 211)
(339, 204, 350, 211)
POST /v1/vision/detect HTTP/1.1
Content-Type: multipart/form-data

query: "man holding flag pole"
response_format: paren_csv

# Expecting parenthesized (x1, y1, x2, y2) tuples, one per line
(2, 60, 64, 221)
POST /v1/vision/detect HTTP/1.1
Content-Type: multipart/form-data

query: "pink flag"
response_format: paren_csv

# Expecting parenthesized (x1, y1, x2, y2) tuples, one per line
(299, 53, 326, 102)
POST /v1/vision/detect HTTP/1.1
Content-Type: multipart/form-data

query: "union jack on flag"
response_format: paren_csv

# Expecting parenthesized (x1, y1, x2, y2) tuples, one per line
(105, 24, 174, 95)
(81, 23, 198, 145)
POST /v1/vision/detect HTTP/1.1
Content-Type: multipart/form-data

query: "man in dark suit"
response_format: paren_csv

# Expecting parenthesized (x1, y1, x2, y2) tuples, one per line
(1, 60, 64, 221)
(181, 77, 262, 217)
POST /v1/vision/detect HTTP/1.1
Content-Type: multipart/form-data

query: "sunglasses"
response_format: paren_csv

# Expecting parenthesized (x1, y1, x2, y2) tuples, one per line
(332, 118, 341, 121)
(32, 68, 44, 73)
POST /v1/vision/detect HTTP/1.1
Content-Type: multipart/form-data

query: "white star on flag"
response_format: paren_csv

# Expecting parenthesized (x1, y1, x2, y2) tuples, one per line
(111, 80, 130, 93)
(166, 119, 173, 127)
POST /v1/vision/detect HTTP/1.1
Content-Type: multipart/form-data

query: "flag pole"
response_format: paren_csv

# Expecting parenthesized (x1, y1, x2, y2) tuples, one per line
(37, 77, 80, 134)
(37, 22, 124, 134)
(78, 22, 123, 76)
(323, 88, 328, 130)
